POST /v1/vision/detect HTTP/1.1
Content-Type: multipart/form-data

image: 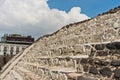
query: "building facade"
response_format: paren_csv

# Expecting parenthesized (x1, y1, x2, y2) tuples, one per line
(0, 43, 28, 55)
(0, 34, 34, 55)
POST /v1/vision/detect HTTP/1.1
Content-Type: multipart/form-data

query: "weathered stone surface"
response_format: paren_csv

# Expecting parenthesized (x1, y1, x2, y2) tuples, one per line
(100, 67, 112, 77)
(89, 67, 98, 75)
(111, 60, 120, 67)
(114, 69, 120, 79)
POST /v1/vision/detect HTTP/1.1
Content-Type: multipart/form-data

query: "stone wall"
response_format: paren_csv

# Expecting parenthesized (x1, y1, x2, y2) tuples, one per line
(0, 6, 120, 80)
(76, 42, 120, 80)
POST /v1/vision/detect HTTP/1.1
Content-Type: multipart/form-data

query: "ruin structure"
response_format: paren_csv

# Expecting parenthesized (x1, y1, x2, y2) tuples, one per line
(0, 6, 120, 80)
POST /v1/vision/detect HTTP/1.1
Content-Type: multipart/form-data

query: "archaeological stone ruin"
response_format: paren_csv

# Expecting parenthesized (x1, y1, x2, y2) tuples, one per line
(0, 6, 120, 80)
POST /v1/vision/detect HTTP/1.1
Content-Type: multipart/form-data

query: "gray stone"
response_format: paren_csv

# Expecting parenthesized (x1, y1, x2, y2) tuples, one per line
(95, 44, 105, 50)
(114, 69, 120, 79)
(89, 67, 98, 75)
(83, 65, 89, 72)
(66, 57, 70, 61)
(106, 42, 120, 50)
(111, 60, 120, 67)
(106, 43, 116, 49)
(80, 58, 88, 64)
(114, 42, 120, 49)
(100, 67, 112, 77)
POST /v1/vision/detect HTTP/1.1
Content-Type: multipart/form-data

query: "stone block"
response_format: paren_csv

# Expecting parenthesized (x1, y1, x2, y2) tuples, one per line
(95, 44, 105, 50)
(89, 67, 98, 75)
(83, 65, 89, 72)
(106, 42, 120, 50)
(80, 58, 88, 64)
(114, 69, 120, 79)
(101, 61, 109, 66)
(111, 60, 120, 67)
(99, 67, 112, 77)
(106, 43, 116, 50)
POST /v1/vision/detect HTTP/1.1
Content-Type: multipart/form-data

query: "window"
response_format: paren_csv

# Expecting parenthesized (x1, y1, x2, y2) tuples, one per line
(10, 47, 14, 52)
(22, 47, 25, 50)
(16, 47, 19, 54)
(4, 47, 7, 52)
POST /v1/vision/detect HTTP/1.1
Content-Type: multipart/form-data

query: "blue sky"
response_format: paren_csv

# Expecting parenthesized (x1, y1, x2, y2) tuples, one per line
(48, 0, 120, 18)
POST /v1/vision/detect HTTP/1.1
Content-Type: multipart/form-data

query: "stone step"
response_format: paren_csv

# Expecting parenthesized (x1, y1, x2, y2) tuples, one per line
(24, 49, 120, 61)
(23, 41, 120, 61)
(21, 55, 89, 63)
(22, 55, 89, 59)
(17, 62, 76, 73)
(19, 55, 90, 71)
(14, 66, 41, 80)
(39, 32, 115, 48)
(18, 55, 120, 79)
(24, 42, 94, 57)
(15, 66, 69, 80)
(9, 70, 23, 80)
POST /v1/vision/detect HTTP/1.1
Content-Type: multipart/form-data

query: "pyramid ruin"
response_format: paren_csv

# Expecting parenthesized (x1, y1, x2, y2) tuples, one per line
(0, 6, 120, 80)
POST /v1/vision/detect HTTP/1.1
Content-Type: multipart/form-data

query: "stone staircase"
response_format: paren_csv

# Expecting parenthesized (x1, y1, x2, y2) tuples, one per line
(0, 6, 120, 80)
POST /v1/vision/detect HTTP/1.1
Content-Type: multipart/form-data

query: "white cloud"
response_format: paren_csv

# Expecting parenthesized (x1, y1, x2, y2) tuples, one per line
(0, 0, 89, 38)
